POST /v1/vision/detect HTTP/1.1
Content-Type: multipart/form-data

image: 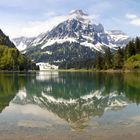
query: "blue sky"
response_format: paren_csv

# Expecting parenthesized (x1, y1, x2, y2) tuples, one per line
(1, 0, 140, 38)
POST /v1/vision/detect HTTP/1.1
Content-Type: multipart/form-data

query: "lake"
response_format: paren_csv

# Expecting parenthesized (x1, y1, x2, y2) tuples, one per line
(0, 72, 140, 140)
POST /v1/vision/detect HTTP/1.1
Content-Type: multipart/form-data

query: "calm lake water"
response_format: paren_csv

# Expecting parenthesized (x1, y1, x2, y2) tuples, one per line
(0, 72, 140, 140)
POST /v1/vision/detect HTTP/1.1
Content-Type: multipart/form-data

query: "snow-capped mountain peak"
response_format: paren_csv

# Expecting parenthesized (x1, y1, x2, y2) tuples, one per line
(69, 10, 87, 16)
(67, 10, 91, 24)
(13, 10, 131, 65)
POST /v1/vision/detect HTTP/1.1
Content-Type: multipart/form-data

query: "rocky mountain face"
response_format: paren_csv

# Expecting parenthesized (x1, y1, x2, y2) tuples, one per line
(107, 30, 130, 47)
(13, 36, 35, 52)
(13, 10, 131, 66)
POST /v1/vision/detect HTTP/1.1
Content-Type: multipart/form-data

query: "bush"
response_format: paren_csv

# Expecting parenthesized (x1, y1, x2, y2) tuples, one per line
(124, 54, 140, 69)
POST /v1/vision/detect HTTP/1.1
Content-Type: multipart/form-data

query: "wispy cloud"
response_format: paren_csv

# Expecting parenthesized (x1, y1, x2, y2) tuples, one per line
(1, 0, 140, 37)
(130, 18, 140, 26)
(17, 15, 66, 37)
(126, 13, 140, 26)
(126, 13, 138, 19)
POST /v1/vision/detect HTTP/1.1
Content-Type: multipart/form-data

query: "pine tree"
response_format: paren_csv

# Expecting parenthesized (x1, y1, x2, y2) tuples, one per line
(125, 40, 136, 59)
(96, 51, 104, 69)
(135, 37, 140, 54)
(104, 47, 112, 69)
(113, 47, 124, 69)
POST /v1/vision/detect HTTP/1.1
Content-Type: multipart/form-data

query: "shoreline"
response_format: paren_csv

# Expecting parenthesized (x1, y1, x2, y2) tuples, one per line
(0, 69, 140, 73)
(37, 69, 140, 73)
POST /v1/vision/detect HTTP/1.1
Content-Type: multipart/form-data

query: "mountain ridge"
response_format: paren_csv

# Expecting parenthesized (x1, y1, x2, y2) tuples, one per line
(13, 10, 131, 66)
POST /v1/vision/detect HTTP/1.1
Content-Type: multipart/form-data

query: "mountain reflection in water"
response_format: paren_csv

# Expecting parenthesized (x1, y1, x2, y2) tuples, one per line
(0, 72, 140, 130)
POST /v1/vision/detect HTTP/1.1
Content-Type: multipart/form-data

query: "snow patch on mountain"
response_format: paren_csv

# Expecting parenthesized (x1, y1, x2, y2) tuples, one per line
(16, 42, 27, 51)
(80, 42, 102, 51)
(13, 36, 35, 51)
(107, 30, 130, 46)
(41, 38, 78, 49)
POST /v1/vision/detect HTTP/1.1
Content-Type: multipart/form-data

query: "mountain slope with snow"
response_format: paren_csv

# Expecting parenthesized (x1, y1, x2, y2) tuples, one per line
(13, 10, 131, 65)
(13, 36, 35, 51)
(107, 30, 130, 46)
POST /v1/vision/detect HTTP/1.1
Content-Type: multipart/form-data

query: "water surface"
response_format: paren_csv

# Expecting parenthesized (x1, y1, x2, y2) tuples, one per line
(0, 72, 140, 140)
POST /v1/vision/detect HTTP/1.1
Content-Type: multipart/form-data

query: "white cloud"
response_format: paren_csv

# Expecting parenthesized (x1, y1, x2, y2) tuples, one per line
(14, 15, 66, 38)
(126, 13, 140, 26)
(130, 19, 140, 26)
(11, 12, 99, 38)
(126, 13, 138, 19)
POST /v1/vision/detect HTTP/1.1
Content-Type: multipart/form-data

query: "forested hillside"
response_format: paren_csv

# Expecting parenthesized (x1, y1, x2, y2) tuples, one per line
(59, 37, 140, 70)
(0, 29, 37, 71)
(95, 37, 140, 70)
